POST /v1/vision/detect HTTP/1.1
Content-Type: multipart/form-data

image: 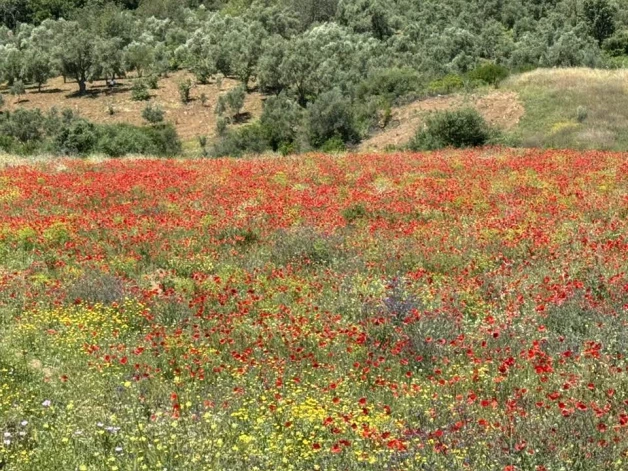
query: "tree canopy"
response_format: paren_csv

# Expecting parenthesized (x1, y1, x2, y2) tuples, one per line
(1, 0, 628, 150)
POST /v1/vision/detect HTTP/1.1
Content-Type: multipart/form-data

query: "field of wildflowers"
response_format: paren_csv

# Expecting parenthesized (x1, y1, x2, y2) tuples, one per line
(1, 149, 628, 470)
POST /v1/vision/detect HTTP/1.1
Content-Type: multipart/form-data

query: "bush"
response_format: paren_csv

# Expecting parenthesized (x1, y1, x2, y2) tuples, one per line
(354, 95, 392, 134)
(468, 63, 509, 87)
(54, 119, 98, 156)
(0, 108, 45, 143)
(96, 123, 181, 157)
(576, 106, 588, 123)
(320, 135, 346, 153)
(142, 104, 165, 124)
(10, 80, 26, 100)
(142, 123, 182, 156)
(216, 85, 247, 122)
(131, 81, 151, 101)
(211, 122, 269, 157)
(356, 67, 423, 100)
(216, 117, 228, 136)
(603, 30, 628, 56)
(198, 135, 208, 156)
(146, 74, 159, 89)
(0, 105, 182, 157)
(306, 89, 360, 149)
(260, 94, 303, 151)
(178, 79, 192, 104)
(409, 108, 492, 150)
(427, 74, 465, 95)
(96, 124, 153, 157)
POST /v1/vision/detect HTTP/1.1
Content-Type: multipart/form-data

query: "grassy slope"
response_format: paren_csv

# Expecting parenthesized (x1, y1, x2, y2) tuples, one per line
(504, 68, 628, 151)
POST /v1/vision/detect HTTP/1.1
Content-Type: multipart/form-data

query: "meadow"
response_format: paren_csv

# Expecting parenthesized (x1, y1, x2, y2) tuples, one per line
(1, 149, 628, 470)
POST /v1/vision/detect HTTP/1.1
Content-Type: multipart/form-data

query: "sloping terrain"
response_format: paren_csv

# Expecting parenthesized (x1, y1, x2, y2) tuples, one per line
(359, 90, 525, 151)
(503, 68, 628, 150)
(7, 67, 628, 154)
(1, 71, 263, 142)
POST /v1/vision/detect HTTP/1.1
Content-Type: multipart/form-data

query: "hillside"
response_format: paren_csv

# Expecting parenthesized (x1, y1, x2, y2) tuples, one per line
(3, 0, 628, 157)
(7, 66, 628, 155)
(503, 67, 628, 150)
(359, 90, 525, 152)
(361, 67, 628, 152)
(1, 72, 264, 143)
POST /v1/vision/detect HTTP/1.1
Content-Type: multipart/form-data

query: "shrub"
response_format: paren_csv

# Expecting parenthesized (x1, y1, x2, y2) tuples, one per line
(131, 81, 150, 101)
(211, 122, 269, 157)
(354, 95, 393, 134)
(427, 74, 464, 95)
(146, 74, 159, 89)
(320, 135, 346, 153)
(178, 79, 192, 104)
(603, 30, 628, 56)
(0, 108, 44, 143)
(10, 80, 26, 101)
(576, 106, 588, 123)
(96, 123, 181, 157)
(138, 123, 182, 156)
(216, 85, 246, 122)
(306, 89, 360, 149)
(198, 135, 208, 156)
(468, 63, 509, 87)
(226, 85, 246, 119)
(0, 94, 4, 109)
(96, 125, 153, 157)
(216, 117, 228, 136)
(54, 119, 98, 156)
(356, 67, 423, 100)
(409, 108, 491, 150)
(260, 94, 303, 151)
(142, 104, 165, 124)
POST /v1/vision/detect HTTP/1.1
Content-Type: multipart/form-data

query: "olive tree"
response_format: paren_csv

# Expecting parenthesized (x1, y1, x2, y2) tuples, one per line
(21, 48, 54, 92)
(53, 21, 100, 94)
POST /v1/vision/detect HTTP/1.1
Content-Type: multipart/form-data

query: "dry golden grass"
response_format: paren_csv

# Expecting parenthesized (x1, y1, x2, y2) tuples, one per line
(506, 67, 628, 92)
(358, 90, 524, 151)
(505, 67, 628, 150)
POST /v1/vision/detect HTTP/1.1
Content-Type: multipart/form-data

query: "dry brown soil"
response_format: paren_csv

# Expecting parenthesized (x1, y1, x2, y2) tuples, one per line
(359, 91, 524, 151)
(2, 74, 524, 151)
(1, 71, 264, 141)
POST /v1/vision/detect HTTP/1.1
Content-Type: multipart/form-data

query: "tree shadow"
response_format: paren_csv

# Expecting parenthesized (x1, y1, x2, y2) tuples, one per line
(233, 111, 252, 124)
(65, 85, 131, 99)
(36, 88, 64, 94)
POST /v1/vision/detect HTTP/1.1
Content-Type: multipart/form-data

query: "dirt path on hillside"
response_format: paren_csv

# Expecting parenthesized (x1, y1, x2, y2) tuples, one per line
(359, 90, 524, 151)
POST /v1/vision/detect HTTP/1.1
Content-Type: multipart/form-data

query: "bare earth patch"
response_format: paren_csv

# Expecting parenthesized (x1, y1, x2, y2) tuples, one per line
(1, 71, 264, 142)
(358, 90, 524, 152)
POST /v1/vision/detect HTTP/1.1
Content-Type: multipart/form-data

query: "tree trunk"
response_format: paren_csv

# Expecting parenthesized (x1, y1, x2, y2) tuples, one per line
(78, 79, 87, 95)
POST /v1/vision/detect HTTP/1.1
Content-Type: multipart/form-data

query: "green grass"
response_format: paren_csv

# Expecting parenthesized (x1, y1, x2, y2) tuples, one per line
(504, 67, 628, 150)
